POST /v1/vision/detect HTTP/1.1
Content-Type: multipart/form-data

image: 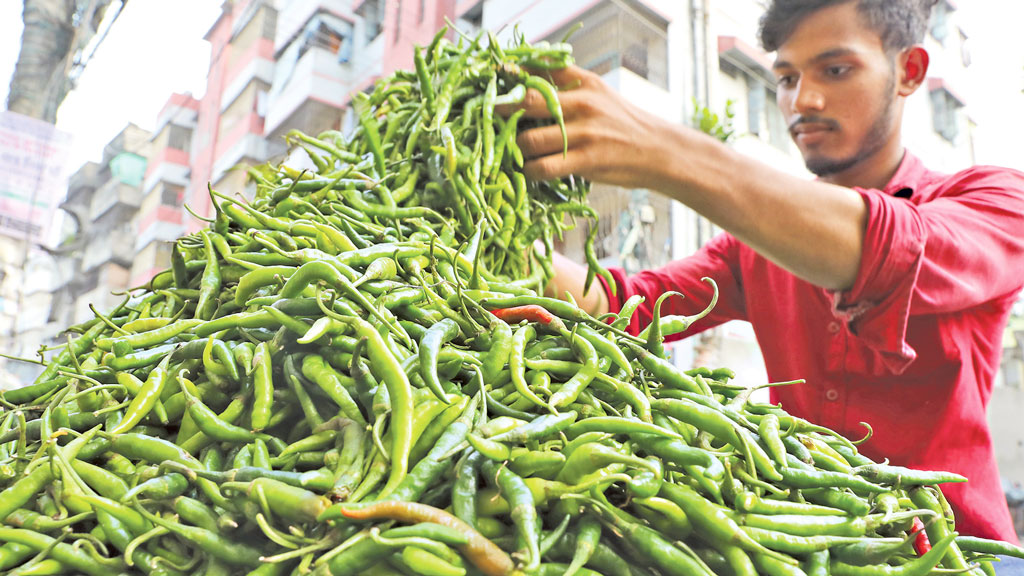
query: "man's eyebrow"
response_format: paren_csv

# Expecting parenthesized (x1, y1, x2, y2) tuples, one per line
(772, 48, 859, 70)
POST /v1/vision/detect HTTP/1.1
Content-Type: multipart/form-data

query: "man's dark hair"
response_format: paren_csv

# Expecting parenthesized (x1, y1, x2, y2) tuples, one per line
(758, 0, 941, 53)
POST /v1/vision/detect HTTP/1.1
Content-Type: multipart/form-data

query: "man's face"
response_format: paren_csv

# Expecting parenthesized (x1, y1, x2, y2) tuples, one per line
(772, 1, 901, 177)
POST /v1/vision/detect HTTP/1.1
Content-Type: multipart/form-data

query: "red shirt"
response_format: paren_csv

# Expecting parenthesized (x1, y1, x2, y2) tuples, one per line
(602, 152, 1024, 541)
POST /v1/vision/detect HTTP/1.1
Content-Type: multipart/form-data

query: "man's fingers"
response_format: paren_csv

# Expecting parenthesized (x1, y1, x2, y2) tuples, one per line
(495, 65, 598, 119)
(522, 148, 591, 182)
(517, 124, 569, 159)
(495, 87, 553, 119)
(534, 65, 596, 90)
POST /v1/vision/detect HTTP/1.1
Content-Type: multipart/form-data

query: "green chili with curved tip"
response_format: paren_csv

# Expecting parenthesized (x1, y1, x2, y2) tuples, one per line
(829, 533, 957, 576)
(96, 319, 203, 352)
(524, 75, 567, 157)
(548, 327, 599, 408)
(572, 493, 715, 576)
(419, 318, 461, 403)
(318, 304, 413, 500)
(482, 458, 541, 573)
(659, 482, 799, 565)
(0, 528, 126, 576)
(194, 229, 221, 320)
(132, 502, 265, 567)
(639, 277, 720, 341)
(645, 290, 683, 358)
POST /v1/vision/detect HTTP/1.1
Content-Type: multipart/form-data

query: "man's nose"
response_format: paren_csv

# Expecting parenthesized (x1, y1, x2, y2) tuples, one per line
(792, 80, 826, 114)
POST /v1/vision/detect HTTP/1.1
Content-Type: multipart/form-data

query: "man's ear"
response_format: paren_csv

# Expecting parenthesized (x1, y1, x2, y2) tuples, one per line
(898, 46, 929, 96)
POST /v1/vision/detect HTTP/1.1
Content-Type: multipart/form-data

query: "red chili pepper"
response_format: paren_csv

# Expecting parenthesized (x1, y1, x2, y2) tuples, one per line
(491, 305, 563, 328)
(912, 516, 932, 556)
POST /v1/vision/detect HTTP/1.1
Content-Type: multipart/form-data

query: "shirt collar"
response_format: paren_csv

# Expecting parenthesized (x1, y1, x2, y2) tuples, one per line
(882, 150, 928, 196)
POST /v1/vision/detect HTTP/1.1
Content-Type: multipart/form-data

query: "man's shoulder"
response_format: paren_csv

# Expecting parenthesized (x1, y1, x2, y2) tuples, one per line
(951, 162, 1024, 181)
(916, 162, 1024, 200)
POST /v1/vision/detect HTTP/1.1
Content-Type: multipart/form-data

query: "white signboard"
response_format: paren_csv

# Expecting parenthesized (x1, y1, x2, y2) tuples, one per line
(0, 111, 73, 247)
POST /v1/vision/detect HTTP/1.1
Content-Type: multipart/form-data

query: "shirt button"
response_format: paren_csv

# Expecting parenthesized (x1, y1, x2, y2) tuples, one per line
(827, 321, 841, 334)
(825, 389, 840, 401)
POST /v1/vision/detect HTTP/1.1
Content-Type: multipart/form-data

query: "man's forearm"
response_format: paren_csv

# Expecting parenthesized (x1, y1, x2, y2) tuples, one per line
(545, 251, 611, 317)
(513, 65, 869, 293)
(649, 126, 868, 291)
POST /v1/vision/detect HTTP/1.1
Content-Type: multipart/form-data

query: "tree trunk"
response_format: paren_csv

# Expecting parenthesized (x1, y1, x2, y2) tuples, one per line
(7, 0, 112, 123)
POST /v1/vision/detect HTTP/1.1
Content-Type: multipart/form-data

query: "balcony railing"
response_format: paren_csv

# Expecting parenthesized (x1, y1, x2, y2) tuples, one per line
(89, 178, 142, 221)
(265, 45, 350, 137)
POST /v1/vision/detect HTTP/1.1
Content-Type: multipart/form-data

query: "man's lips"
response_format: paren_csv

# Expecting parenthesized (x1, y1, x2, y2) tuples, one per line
(791, 123, 834, 136)
(789, 117, 839, 138)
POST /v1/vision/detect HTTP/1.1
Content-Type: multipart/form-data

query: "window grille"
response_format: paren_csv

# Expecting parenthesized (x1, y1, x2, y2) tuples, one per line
(547, 0, 669, 90)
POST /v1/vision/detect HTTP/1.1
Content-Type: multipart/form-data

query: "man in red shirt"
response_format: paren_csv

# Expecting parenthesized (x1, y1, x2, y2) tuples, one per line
(512, 0, 1024, 539)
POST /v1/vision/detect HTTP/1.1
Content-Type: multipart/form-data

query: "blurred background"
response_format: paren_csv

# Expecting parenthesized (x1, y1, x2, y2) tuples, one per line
(1, 0, 1023, 534)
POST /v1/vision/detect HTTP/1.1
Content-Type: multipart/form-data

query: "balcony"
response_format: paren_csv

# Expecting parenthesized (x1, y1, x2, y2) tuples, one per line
(152, 93, 200, 137)
(211, 133, 273, 184)
(220, 48, 276, 114)
(81, 227, 136, 272)
(275, 0, 351, 55)
(264, 45, 351, 139)
(68, 161, 101, 195)
(135, 216, 185, 253)
(143, 149, 191, 194)
(89, 178, 142, 221)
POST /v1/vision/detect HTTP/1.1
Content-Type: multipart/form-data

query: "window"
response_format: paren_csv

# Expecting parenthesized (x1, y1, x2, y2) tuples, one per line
(929, 79, 964, 143)
(167, 125, 191, 154)
(161, 185, 184, 207)
(929, 1, 951, 45)
(747, 81, 765, 136)
(719, 55, 790, 153)
(297, 14, 353, 62)
(356, 0, 384, 43)
(546, 0, 669, 90)
(457, 2, 482, 35)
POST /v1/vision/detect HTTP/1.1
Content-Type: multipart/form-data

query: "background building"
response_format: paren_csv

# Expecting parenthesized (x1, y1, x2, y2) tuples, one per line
(185, 0, 280, 225)
(1, 122, 149, 385)
(130, 93, 199, 287)
(55, 123, 151, 323)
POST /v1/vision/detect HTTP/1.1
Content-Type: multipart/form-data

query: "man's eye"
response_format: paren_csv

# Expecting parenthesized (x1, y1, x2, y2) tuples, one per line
(825, 65, 851, 77)
(776, 75, 796, 87)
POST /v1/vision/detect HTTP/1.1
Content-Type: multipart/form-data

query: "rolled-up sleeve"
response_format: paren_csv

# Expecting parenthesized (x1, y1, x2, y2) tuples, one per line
(599, 232, 748, 337)
(830, 167, 1024, 374)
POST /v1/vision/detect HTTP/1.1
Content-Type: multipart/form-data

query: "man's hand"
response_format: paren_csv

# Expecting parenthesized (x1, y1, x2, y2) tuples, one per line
(505, 65, 867, 293)
(499, 66, 677, 191)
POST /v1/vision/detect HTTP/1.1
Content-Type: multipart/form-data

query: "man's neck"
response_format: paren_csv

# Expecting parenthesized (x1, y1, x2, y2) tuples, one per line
(821, 144, 907, 191)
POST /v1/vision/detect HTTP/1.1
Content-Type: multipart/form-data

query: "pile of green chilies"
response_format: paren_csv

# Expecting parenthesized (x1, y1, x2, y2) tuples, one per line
(2, 27, 1024, 576)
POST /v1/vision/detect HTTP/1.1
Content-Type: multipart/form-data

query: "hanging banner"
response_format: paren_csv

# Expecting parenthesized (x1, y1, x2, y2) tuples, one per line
(0, 111, 73, 247)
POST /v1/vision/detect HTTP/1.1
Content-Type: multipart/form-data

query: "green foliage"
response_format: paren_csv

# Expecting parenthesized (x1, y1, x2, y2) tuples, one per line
(691, 98, 736, 143)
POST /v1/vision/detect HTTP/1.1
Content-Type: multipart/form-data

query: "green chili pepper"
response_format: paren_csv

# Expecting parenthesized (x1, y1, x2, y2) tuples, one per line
(251, 341, 274, 431)
(108, 355, 171, 435)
